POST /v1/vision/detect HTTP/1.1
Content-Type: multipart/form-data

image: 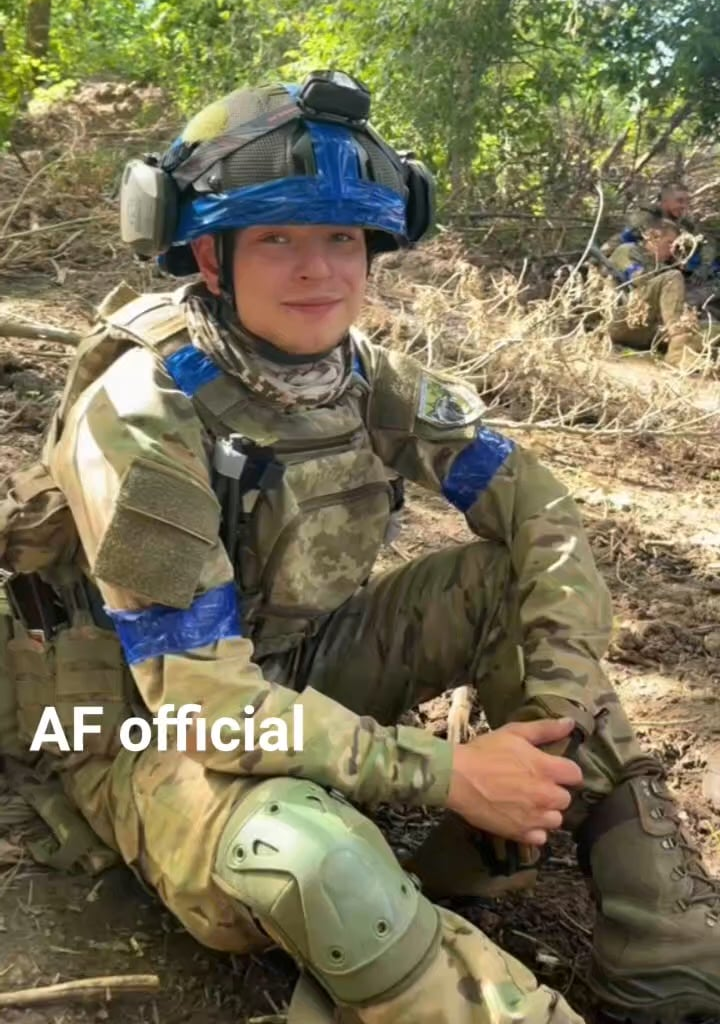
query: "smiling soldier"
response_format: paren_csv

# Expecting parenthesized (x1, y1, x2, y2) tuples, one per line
(2, 71, 719, 1024)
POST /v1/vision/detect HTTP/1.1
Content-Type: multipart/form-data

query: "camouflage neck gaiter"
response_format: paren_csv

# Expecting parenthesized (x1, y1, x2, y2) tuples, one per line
(184, 289, 354, 411)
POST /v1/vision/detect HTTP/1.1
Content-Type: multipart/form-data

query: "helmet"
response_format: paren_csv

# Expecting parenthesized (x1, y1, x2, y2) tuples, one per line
(119, 70, 435, 277)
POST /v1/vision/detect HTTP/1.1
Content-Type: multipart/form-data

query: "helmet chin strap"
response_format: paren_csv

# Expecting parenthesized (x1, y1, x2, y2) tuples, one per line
(215, 231, 236, 308)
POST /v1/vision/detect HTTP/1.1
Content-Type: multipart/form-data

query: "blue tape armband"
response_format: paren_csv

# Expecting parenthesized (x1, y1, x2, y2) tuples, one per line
(107, 582, 242, 665)
(442, 427, 515, 513)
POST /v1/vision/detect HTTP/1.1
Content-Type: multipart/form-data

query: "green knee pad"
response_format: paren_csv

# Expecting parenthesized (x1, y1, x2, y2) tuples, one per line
(212, 777, 439, 1006)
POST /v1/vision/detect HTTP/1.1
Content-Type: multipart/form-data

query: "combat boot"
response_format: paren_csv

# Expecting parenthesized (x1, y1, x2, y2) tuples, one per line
(664, 326, 710, 373)
(576, 774, 720, 1023)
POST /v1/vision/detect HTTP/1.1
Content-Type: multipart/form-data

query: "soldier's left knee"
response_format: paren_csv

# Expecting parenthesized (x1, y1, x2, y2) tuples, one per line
(212, 776, 440, 1007)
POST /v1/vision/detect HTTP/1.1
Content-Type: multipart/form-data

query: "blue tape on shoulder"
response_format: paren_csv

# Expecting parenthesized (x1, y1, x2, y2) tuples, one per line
(620, 227, 640, 244)
(442, 427, 515, 513)
(352, 348, 367, 381)
(107, 582, 242, 665)
(622, 262, 644, 282)
(165, 344, 222, 397)
(685, 250, 701, 272)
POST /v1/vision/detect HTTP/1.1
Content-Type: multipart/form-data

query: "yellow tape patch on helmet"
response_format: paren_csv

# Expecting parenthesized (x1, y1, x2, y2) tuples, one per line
(182, 99, 230, 144)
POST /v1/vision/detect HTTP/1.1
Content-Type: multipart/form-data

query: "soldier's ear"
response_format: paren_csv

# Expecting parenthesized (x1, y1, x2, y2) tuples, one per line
(191, 235, 221, 295)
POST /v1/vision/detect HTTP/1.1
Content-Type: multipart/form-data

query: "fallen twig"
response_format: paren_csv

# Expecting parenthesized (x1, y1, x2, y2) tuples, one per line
(0, 153, 69, 239)
(0, 319, 81, 345)
(631, 717, 702, 728)
(0, 214, 108, 243)
(565, 181, 605, 289)
(0, 402, 32, 433)
(0, 974, 160, 1007)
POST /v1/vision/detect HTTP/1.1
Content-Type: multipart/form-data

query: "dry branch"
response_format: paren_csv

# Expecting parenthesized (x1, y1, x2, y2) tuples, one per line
(0, 319, 81, 345)
(0, 974, 160, 1007)
(1, 214, 107, 242)
(364, 238, 720, 445)
(621, 103, 693, 189)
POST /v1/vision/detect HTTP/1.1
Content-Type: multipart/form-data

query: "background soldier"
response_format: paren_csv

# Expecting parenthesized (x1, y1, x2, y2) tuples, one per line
(607, 219, 719, 369)
(604, 182, 719, 293)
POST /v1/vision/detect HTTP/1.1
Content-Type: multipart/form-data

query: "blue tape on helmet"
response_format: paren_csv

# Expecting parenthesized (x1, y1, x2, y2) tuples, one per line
(173, 176, 406, 242)
(107, 582, 242, 665)
(442, 427, 515, 513)
(307, 120, 360, 190)
(165, 343, 222, 397)
(172, 121, 407, 244)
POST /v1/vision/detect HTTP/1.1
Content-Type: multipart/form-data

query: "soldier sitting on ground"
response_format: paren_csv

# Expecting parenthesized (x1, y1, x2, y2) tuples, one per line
(604, 182, 719, 292)
(2, 73, 720, 1024)
(607, 218, 719, 370)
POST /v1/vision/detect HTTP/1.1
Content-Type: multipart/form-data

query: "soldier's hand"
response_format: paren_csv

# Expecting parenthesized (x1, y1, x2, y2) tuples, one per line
(446, 718, 583, 847)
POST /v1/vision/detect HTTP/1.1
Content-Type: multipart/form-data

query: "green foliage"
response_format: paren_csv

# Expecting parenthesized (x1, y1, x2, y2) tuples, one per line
(27, 77, 77, 115)
(1, 0, 718, 207)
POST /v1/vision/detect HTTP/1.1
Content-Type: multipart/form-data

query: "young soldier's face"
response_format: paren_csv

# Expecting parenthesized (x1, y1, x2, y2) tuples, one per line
(661, 189, 689, 220)
(648, 230, 678, 262)
(231, 224, 367, 355)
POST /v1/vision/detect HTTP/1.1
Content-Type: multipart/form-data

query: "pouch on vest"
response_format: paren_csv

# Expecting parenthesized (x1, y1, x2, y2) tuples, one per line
(8, 615, 133, 759)
(0, 599, 30, 763)
(2, 757, 119, 875)
(1, 610, 129, 875)
(0, 462, 78, 576)
(248, 447, 392, 619)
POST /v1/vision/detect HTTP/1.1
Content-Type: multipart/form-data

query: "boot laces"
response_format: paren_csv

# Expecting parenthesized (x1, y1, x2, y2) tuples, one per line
(653, 781, 720, 910)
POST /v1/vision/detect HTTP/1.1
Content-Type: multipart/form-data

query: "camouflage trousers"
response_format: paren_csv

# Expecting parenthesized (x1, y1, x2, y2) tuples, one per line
(62, 539, 646, 1024)
(609, 268, 720, 368)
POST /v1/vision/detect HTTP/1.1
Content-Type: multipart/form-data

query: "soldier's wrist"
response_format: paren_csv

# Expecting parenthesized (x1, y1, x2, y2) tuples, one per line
(391, 726, 454, 808)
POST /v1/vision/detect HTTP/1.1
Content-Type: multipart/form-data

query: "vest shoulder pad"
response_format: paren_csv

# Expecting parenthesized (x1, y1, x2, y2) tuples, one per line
(101, 289, 188, 351)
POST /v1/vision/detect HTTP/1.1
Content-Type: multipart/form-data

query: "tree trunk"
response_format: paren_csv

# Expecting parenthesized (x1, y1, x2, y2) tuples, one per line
(26, 0, 52, 60)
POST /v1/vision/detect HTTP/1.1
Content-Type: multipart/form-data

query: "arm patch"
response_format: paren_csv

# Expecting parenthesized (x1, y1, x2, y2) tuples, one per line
(368, 349, 484, 437)
(417, 374, 484, 428)
(93, 458, 221, 609)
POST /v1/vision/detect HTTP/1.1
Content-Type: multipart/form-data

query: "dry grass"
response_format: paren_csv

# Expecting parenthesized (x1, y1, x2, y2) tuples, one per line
(0, 82, 178, 294)
(1, 81, 718, 458)
(362, 239, 720, 445)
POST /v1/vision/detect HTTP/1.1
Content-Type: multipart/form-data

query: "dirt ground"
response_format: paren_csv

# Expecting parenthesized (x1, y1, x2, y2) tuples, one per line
(0, 269, 719, 1023)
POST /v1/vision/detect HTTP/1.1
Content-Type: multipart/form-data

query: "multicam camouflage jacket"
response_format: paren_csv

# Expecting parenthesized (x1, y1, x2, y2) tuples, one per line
(605, 206, 718, 275)
(4, 283, 613, 810)
(608, 241, 669, 285)
(606, 239, 688, 288)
